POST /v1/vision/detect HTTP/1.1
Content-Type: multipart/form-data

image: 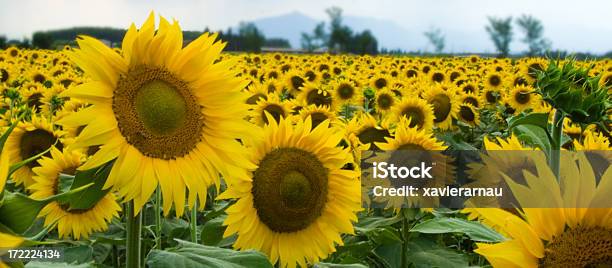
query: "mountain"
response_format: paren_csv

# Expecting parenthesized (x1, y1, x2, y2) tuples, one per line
(251, 11, 318, 49)
(251, 11, 425, 51)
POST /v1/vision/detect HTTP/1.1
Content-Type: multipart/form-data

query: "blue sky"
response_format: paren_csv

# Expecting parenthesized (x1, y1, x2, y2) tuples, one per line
(1, 0, 611, 53)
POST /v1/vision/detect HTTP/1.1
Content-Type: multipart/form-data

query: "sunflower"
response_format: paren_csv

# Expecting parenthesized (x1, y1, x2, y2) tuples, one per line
(296, 82, 334, 109)
(297, 104, 340, 128)
(245, 82, 269, 105)
(346, 112, 394, 152)
(28, 148, 121, 239)
(21, 85, 46, 111)
(329, 78, 362, 106)
(5, 115, 66, 187)
(370, 74, 391, 90)
(391, 96, 434, 131)
(464, 135, 539, 209)
(0, 63, 14, 84)
(473, 154, 612, 267)
(284, 70, 306, 96)
(262, 78, 282, 94)
(457, 103, 480, 126)
(429, 69, 447, 84)
(252, 93, 294, 126)
(521, 58, 548, 82)
(57, 13, 254, 216)
(371, 117, 449, 207)
(599, 71, 612, 89)
(504, 85, 536, 114)
(219, 116, 361, 268)
(28, 68, 49, 85)
(422, 84, 460, 130)
(373, 88, 397, 115)
(459, 92, 483, 108)
(484, 71, 504, 90)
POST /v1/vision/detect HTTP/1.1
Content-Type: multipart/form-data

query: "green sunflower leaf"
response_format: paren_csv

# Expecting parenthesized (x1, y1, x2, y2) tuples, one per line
(146, 240, 273, 268)
(409, 217, 505, 243)
(507, 112, 549, 131)
(63, 160, 113, 210)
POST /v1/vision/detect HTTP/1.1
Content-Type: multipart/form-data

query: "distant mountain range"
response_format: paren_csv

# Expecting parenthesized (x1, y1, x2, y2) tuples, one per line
(251, 11, 428, 52)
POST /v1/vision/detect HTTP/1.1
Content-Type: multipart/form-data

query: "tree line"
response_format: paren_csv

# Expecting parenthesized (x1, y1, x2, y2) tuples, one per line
(1, 9, 611, 58)
(0, 24, 290, 53)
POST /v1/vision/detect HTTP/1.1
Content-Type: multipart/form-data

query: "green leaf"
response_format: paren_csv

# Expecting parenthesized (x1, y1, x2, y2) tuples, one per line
(146, 240, 273, 268)
(361, 226, 402, 245)
(0, 192, 46, 234)
(25, 262, 94, 268)
(410, 217, 505, 243)
(63, 245, 94, 264)
(513, 124, 552, 153)
(405, 239, 470, 268)
(64, 161, 113, 210)
(314, 263, 368, 268)
(372, 242, 401, 268)
(200, 215, 227, 246)
(507, 112, 549, 130)
(0, 183, 92, 234)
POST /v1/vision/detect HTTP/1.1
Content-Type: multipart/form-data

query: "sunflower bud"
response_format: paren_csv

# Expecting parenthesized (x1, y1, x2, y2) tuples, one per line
(535, 59, 611, 129)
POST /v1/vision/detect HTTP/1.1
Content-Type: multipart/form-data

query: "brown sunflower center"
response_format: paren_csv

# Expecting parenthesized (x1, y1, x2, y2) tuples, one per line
(290, 76, 305, 91)
(432, 72, 444, 83)
(489, 75, 501, 87)
(252, 148, 328, 233)
(337, 83, 354, 99)
(401, 107, 425, 129)
(306, 90, 332, 107)
(375, 78, 387, 89)
(431, 94, 452, 123)
(0, 69, 9, 83)
(113, 65, 203, 159)
(485, 90, 499, 104)
(309, 112, 329, 128)
(19, 129, 61, 168)
(542, 226, 612, 267)
(406, 69, 418, 78)
(459, 105, 475, 122)
(27, 93, 44, 108)
(515, 91, 531, 105)
(246, 93, 267, 105)
(377, 94, 394, 110)
(262, 104, 285, 125)
(357, 127, 391, 150)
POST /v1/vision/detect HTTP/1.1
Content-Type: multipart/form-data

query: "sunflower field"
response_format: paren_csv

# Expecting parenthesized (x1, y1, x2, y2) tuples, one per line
(1, 14, 611, 268)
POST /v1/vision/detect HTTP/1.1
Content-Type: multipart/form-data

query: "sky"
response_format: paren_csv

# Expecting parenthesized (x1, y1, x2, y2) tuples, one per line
(1, 0, 611, 54)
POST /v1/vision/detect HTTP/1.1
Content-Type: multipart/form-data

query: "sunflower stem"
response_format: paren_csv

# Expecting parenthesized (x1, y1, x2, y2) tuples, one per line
(154, 186, 162, 249)
(126, 201, 142, 268)
(190, 200, 198, 243)
(401, 209, 409, 268)
(550, 109, 564, 180)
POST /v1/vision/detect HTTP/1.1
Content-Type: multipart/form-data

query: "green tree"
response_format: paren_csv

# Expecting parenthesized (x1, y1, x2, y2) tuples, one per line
(424, 27, 445, 54)
(326, 6, 353, 52)
(0, 36, 6, 49)
(516, 14, 551, 56)
(485, 16, 513, 57)
(32, 32, 54, 49)
(237, 22, 265, 52)
(350, 30, 378, 55)
(264, 38, 291, 48)
(301, 22, 328, 51)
